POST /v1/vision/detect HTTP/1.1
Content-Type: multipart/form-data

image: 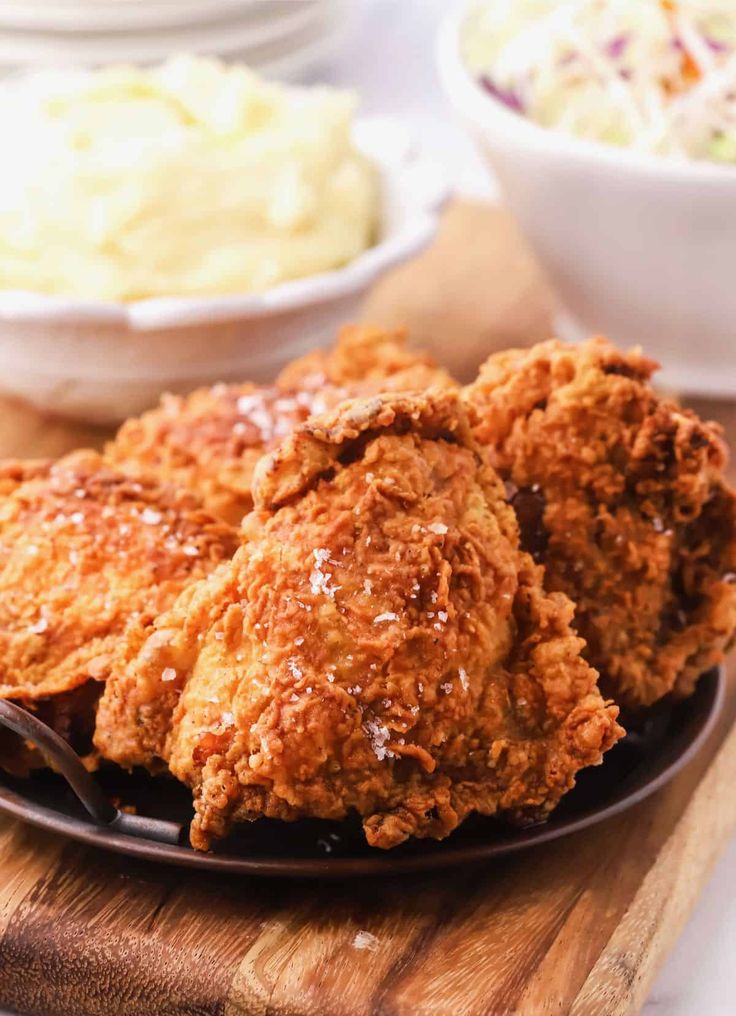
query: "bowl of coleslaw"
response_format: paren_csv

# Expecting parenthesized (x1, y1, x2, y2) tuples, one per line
(439, 0, 736, 395)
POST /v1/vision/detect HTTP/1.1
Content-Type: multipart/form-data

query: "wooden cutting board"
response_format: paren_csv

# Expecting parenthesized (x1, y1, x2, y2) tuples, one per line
(0, 201, 735, 1016)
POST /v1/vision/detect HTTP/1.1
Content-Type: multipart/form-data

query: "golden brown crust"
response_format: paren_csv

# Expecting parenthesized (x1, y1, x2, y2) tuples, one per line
(105, 384, 313, 527)
(97, 391, 621, 850)
(252, 390, 477, 512)
(0, 449, 239, 704)
(0, 459, 53, 497)
(105, 326, 456, 526)
(464, 337, 736, 709)
(275, 324, 456, 395)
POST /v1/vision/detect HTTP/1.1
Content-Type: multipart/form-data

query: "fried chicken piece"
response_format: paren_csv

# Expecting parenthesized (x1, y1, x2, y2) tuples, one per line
(96, 391, 621, 851)
(0, 450, 238, 707)
(105, 325, 456, 525)
(465, 338, 736, 710)
(275, 323, 456, 396)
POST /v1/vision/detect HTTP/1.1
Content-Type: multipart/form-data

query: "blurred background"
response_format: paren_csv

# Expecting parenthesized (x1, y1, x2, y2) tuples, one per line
(0, 2, 466, 167)
(1, 0, 735, 416)
(0, 0, 556, 424)
(0, 1, 489, 190)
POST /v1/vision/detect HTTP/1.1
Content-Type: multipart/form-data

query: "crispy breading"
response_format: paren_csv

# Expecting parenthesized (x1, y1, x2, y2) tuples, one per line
(96, 391, 621, 851)
(105, 384, 310, 527)
(0, 449, 238, 704)
(0, 459, 52, 497)
(275, 323, 456, 395)
(465, 338, 736, 709)
(105, 325, 456, 525)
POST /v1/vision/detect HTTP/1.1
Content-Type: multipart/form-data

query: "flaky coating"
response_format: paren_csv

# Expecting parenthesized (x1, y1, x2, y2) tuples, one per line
(275, 323, 456, 395)
(465, 338, 736, 709)
(97, 391, 620, 851)
(104, 384, 312, 527)
(0, 459, 52, 496)
(0, 450, 238, 702)
(105, 326, 456, 525)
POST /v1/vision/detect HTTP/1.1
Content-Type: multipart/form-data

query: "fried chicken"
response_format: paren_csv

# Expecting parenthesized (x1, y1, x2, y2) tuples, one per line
(465, 338, 736, 710)
(275, 323, 456, 396)
(96, 391, 621, 851)
(105, 325, 455, 525)
(0, 450, 238, 770)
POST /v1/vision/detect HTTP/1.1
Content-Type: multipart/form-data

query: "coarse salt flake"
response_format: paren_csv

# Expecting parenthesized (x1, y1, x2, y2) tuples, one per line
(161, 667, 177, 683)
(310, 547, 340, 598)
(373, 612, 399, 624)
(353, 931, 379, 952)
(363, 718, 394, 761)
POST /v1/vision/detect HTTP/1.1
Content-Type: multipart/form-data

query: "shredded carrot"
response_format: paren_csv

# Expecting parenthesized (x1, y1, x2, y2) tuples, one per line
(680, 47, 702, 84)
(660, 0, 700, 88)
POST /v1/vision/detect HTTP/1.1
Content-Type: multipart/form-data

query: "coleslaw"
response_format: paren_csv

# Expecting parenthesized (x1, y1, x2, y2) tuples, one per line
(461, 0, 736, 163)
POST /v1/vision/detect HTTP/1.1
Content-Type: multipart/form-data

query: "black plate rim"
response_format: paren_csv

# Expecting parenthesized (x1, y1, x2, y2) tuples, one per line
(0, 666, 725, 878)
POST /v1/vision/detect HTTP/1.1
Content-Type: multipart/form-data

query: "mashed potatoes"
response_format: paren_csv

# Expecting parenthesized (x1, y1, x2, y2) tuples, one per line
(0, 56, 378, 300)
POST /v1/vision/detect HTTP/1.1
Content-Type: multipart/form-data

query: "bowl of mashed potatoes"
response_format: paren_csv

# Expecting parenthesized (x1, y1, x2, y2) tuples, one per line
(0, 56, 445, 422)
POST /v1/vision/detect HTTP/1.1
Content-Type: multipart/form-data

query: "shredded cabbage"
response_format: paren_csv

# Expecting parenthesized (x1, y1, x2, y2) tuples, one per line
(461, 0, 736, 163)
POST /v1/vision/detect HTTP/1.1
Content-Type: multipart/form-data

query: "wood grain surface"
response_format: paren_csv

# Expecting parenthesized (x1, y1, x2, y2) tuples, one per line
(0, 201, 734, 1016)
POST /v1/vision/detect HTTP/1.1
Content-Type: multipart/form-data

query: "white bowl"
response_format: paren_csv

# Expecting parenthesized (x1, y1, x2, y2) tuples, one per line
(0, 116, 446, 424)
(0, 1, 313, 33)
(0, 1, 344, 71)
(438, 5, 736, 397)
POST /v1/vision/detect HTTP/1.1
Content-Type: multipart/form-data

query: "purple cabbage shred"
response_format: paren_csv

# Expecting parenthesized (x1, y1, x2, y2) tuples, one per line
(705, 36, 730, 54)
(480, 75, 525, 114)
(604, 34, 630, 60)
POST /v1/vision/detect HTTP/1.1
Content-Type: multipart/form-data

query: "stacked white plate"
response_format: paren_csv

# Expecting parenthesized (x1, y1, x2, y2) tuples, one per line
(0, 0, 346, 79)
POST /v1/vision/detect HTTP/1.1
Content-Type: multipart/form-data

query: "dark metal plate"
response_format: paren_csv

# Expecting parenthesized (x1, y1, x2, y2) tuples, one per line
(0, 667, 724, 878)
